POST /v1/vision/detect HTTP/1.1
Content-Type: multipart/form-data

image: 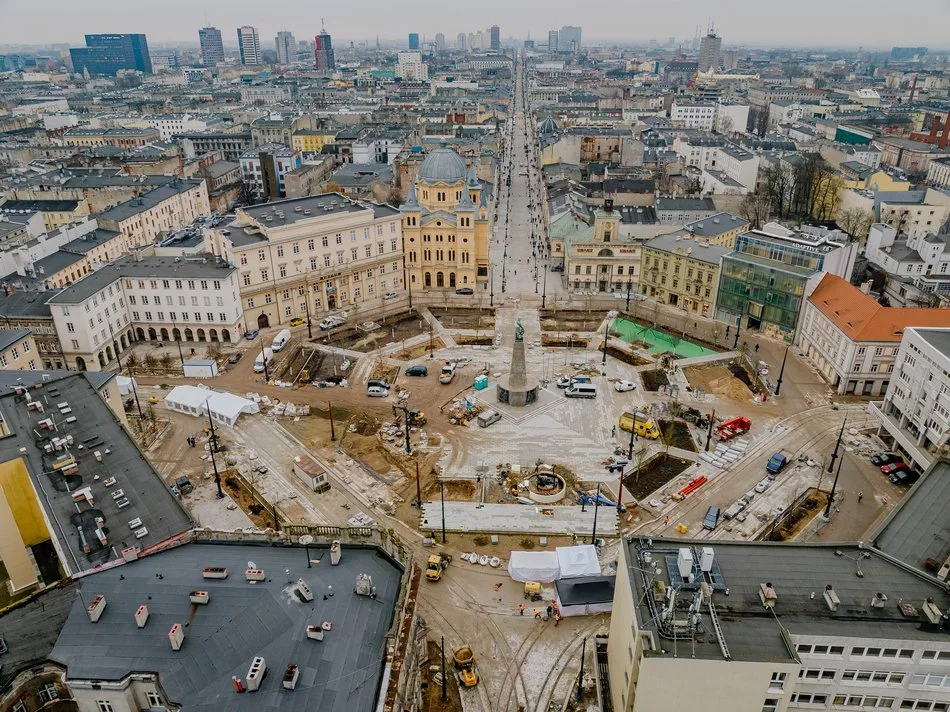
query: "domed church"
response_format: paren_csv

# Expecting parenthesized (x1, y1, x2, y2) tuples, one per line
(400, 145, 491, 293)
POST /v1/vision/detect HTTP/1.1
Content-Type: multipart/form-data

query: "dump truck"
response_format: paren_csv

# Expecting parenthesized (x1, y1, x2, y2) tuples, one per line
(425, 553, 452, 582)
(618, 411, 660, 439)
(453, 646, 479, 687)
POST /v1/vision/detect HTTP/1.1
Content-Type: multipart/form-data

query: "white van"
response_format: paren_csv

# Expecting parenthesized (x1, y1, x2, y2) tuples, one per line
(253, 348, 274, 373)
(319, 315, 345, 330)
(564, 383, 597, 398)
(271, 329, 291, 352)
(477, 410, 502, 428)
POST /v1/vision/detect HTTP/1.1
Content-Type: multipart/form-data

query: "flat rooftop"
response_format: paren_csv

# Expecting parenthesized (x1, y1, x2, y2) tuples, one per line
(873, 460, 950, 572)
(239, 193, 369, 228)
(50, 541, 402, 712)
(624, 538, 950, 663)
(0, 372, 193, 573)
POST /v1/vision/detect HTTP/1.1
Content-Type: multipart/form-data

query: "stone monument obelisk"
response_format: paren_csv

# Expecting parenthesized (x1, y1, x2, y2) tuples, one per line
(497, 319, 539, 406)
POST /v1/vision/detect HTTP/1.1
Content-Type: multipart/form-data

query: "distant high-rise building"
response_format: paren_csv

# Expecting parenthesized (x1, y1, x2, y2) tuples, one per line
(396, 51, 427, 81)
(275, 31, 296, 65)
(435, 33, 446, 52)
(69, 34, 152, 76)
(698, 32, 722, 72)
(457, 33, 466, 51)
(198, 27, 224, 67)
(890, 46, 928, 61)
(237, 26, 262, 65)
(559, 26, 582, 54)
(722, 49, 739, 71)
(408, 33, 420, 50)
(548, 30, 559, 52)
(524, 39, 535, 49)
(314, 26, 335, 71)
(489, 25, 500, 51)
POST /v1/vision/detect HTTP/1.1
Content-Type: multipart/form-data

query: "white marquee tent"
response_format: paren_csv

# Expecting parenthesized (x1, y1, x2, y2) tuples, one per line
(507, 550, 560, 583)
(556, 545, 601, 579)
(163, 385, 259, 428)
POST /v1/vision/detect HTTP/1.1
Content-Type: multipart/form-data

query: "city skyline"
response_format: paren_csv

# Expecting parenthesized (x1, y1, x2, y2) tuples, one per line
(1, 0, 949, 48)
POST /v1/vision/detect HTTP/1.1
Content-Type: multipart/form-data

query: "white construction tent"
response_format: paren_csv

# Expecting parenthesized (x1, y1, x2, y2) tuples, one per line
(115, 375, 138, 396)
(556, 545, 602, 579)
(163, 385, 259, 428)
(507, 550, 561, 582)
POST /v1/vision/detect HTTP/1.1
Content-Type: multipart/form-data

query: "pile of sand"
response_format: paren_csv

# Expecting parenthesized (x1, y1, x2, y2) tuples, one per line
(685, 366, 754, 402)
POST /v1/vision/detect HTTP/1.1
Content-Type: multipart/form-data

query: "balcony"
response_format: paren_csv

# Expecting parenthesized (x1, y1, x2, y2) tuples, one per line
(868, 400, 933, 470)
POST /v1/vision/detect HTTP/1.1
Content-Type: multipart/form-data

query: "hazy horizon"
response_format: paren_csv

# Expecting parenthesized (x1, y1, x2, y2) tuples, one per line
(0, 0, 948, 50)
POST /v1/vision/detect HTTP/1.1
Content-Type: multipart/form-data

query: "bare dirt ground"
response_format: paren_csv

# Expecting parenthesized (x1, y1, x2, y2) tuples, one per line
(430, 307, 496, 330)
(321, 312, 431, 351)
(623, 452, 693, 500)
(684, 364, 755, 401)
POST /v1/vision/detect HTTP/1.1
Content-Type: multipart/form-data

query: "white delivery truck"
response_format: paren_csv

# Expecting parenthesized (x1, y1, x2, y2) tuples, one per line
(271, 329, 291, 352)
(253, 348, 274, 373)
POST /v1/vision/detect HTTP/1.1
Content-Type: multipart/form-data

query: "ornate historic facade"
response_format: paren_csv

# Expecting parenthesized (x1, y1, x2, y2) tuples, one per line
(400, 146, 491, 294)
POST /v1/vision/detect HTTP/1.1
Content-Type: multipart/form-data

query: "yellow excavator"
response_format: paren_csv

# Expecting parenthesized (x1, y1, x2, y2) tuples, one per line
(453, 646, 478, 687)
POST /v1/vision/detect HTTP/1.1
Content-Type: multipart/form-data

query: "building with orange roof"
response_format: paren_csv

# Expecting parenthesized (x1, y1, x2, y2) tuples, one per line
(798, 273, 950, 396)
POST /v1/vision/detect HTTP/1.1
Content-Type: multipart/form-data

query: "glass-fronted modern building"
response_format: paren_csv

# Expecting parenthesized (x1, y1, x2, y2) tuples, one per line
(69, 34, 151, 76)
(716, 225, 858, 340)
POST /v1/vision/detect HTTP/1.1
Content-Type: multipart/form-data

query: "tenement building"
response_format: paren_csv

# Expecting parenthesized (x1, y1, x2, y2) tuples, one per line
(207, 193, 404, 330)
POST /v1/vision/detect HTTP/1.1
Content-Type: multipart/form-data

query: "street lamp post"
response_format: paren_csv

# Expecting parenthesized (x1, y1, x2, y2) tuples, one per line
(590, 483, 601, 544)
(206, 405, 225, 498)
(827, 416, 847, 474)
(625, 280, 632, 310)
(108, 321, 143, 422)
(259, 327, 269, 381)
(705, 408, 716, 452)
(822, 454, 844, 519)
(602, 319, 608, 365)
(169, 314, 185, 373)
(541, 262, 547, 308)
(775, 346, 789, 396)
(303, 290, 313, 339)
(439, 479, 447, 543)
(733, 315, 741, 350)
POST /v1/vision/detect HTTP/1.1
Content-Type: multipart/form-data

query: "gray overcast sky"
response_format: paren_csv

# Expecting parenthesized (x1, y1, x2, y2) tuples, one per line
(0, 0, 948, 48)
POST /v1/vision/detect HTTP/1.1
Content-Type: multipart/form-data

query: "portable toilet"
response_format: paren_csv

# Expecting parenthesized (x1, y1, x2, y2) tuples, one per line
(474, 375, 488, 390)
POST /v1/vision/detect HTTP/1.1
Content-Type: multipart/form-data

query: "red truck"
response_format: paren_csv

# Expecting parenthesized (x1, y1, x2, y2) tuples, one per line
(716, 416, 751, 441)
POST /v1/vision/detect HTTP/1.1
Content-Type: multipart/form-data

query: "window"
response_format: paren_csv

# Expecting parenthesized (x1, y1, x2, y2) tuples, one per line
(146, 691, 163, 706)
(762, 699, 779, 712)
(12, 701, 26, 712)
(67, 322, 75, 333)
(261, 269, 269, 281)
(769, 672, 787, 691)
(39, 683, 58, 702)
(96, 702, 114, 712)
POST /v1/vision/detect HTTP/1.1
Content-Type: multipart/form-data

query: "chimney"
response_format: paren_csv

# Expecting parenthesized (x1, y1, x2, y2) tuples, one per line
(929, 116, 941, 140)
(135, 604, 149, 628)
(940, 111, 950, 150)
(330, 540, 342, 565)
(246, 568, 265, 581)
(189, 590, 210, 605)
(246, 657, 267, 692)
(823, 584, 840, 612)
(87, 594, 107, 622)
(168, 623, 185, 650)
(121, 546, 138, 562)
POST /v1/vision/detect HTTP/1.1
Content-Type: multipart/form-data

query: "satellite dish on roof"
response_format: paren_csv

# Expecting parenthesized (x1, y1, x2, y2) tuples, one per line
(247, 560, 256, 569)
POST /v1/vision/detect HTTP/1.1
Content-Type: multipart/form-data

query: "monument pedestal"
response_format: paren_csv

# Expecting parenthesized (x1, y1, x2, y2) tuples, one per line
(496, 329, 539, 406)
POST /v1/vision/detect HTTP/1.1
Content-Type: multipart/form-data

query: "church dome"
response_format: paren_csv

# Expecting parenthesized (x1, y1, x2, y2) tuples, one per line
(418, 147, 467, 184)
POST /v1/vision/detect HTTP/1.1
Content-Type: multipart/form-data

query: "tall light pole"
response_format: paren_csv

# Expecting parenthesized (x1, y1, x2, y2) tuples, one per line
(303, 289, 313, 339)
(169, 313, 185, 373)
(775, 346, 789, 396)
(822, 453, 844, 520)
(259, 326, 269, 381)
(602, 318, 608, 365)
(206, 405, 225, 498)
(541, 262, 547, 309)
(827, 416, 847, 474)
(590, 483, 601, 544)
(625, 279, 632, 310)
(108, 321, 143, 422)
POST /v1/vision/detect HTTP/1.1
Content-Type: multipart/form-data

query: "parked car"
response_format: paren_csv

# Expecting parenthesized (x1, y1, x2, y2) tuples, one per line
(405, 365, 428, 377)
(227, 352, 242, 364)
(556, 376, 571, 388)
(368, 379, 391, 390)
(383, 291, 399, 300)
(881, 461, 909, 475)
(244, 329, 259, 340)
(871, 452, 901, 466)
(614, 380, 637, 392)
(367, 386, 389, 398)
(702, 506, 721, 531)
(455, 288, 474, 295)
(890, 470, 919, 486)
(766, 452, 788, 477)
(754, 480, 771, 494)
(289, 317, 306, 327)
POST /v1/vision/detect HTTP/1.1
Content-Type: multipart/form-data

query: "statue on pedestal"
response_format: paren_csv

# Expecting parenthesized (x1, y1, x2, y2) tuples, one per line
(515, 319, 524, 343)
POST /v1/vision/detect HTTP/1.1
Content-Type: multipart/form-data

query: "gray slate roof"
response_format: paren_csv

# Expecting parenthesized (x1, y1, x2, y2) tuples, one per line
(50, 542, 402, 712)
(97, 180, 204, 224)
(0, 327, 32, 352)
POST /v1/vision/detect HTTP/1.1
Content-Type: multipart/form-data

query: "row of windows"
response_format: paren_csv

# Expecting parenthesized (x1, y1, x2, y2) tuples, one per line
(842, 670, 906, 684)
(124, 278, 221, 290)
(132, 312, 228, 323)
(796, 644, 920, 659)
(241, 226, 396, 265)
(131, 295, 225, 307)
(831, 694, 896, 708)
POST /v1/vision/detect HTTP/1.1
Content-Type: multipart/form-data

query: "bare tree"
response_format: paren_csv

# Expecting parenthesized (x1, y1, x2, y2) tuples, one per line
(837, 208, 875, 241)
(739, 192, 772, 230)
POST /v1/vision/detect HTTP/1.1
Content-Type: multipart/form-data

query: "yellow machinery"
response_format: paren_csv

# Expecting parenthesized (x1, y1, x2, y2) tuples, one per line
(453, 646, 478, 687)
(523, 581, 543, 601)
(618, 411, 660, 439)
(298, 369, 312, 384)
(425, 553, 451, 582)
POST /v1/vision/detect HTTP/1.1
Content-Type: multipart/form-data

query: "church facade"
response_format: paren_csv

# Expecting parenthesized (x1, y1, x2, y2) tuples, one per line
(400, 146, 491, 294)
